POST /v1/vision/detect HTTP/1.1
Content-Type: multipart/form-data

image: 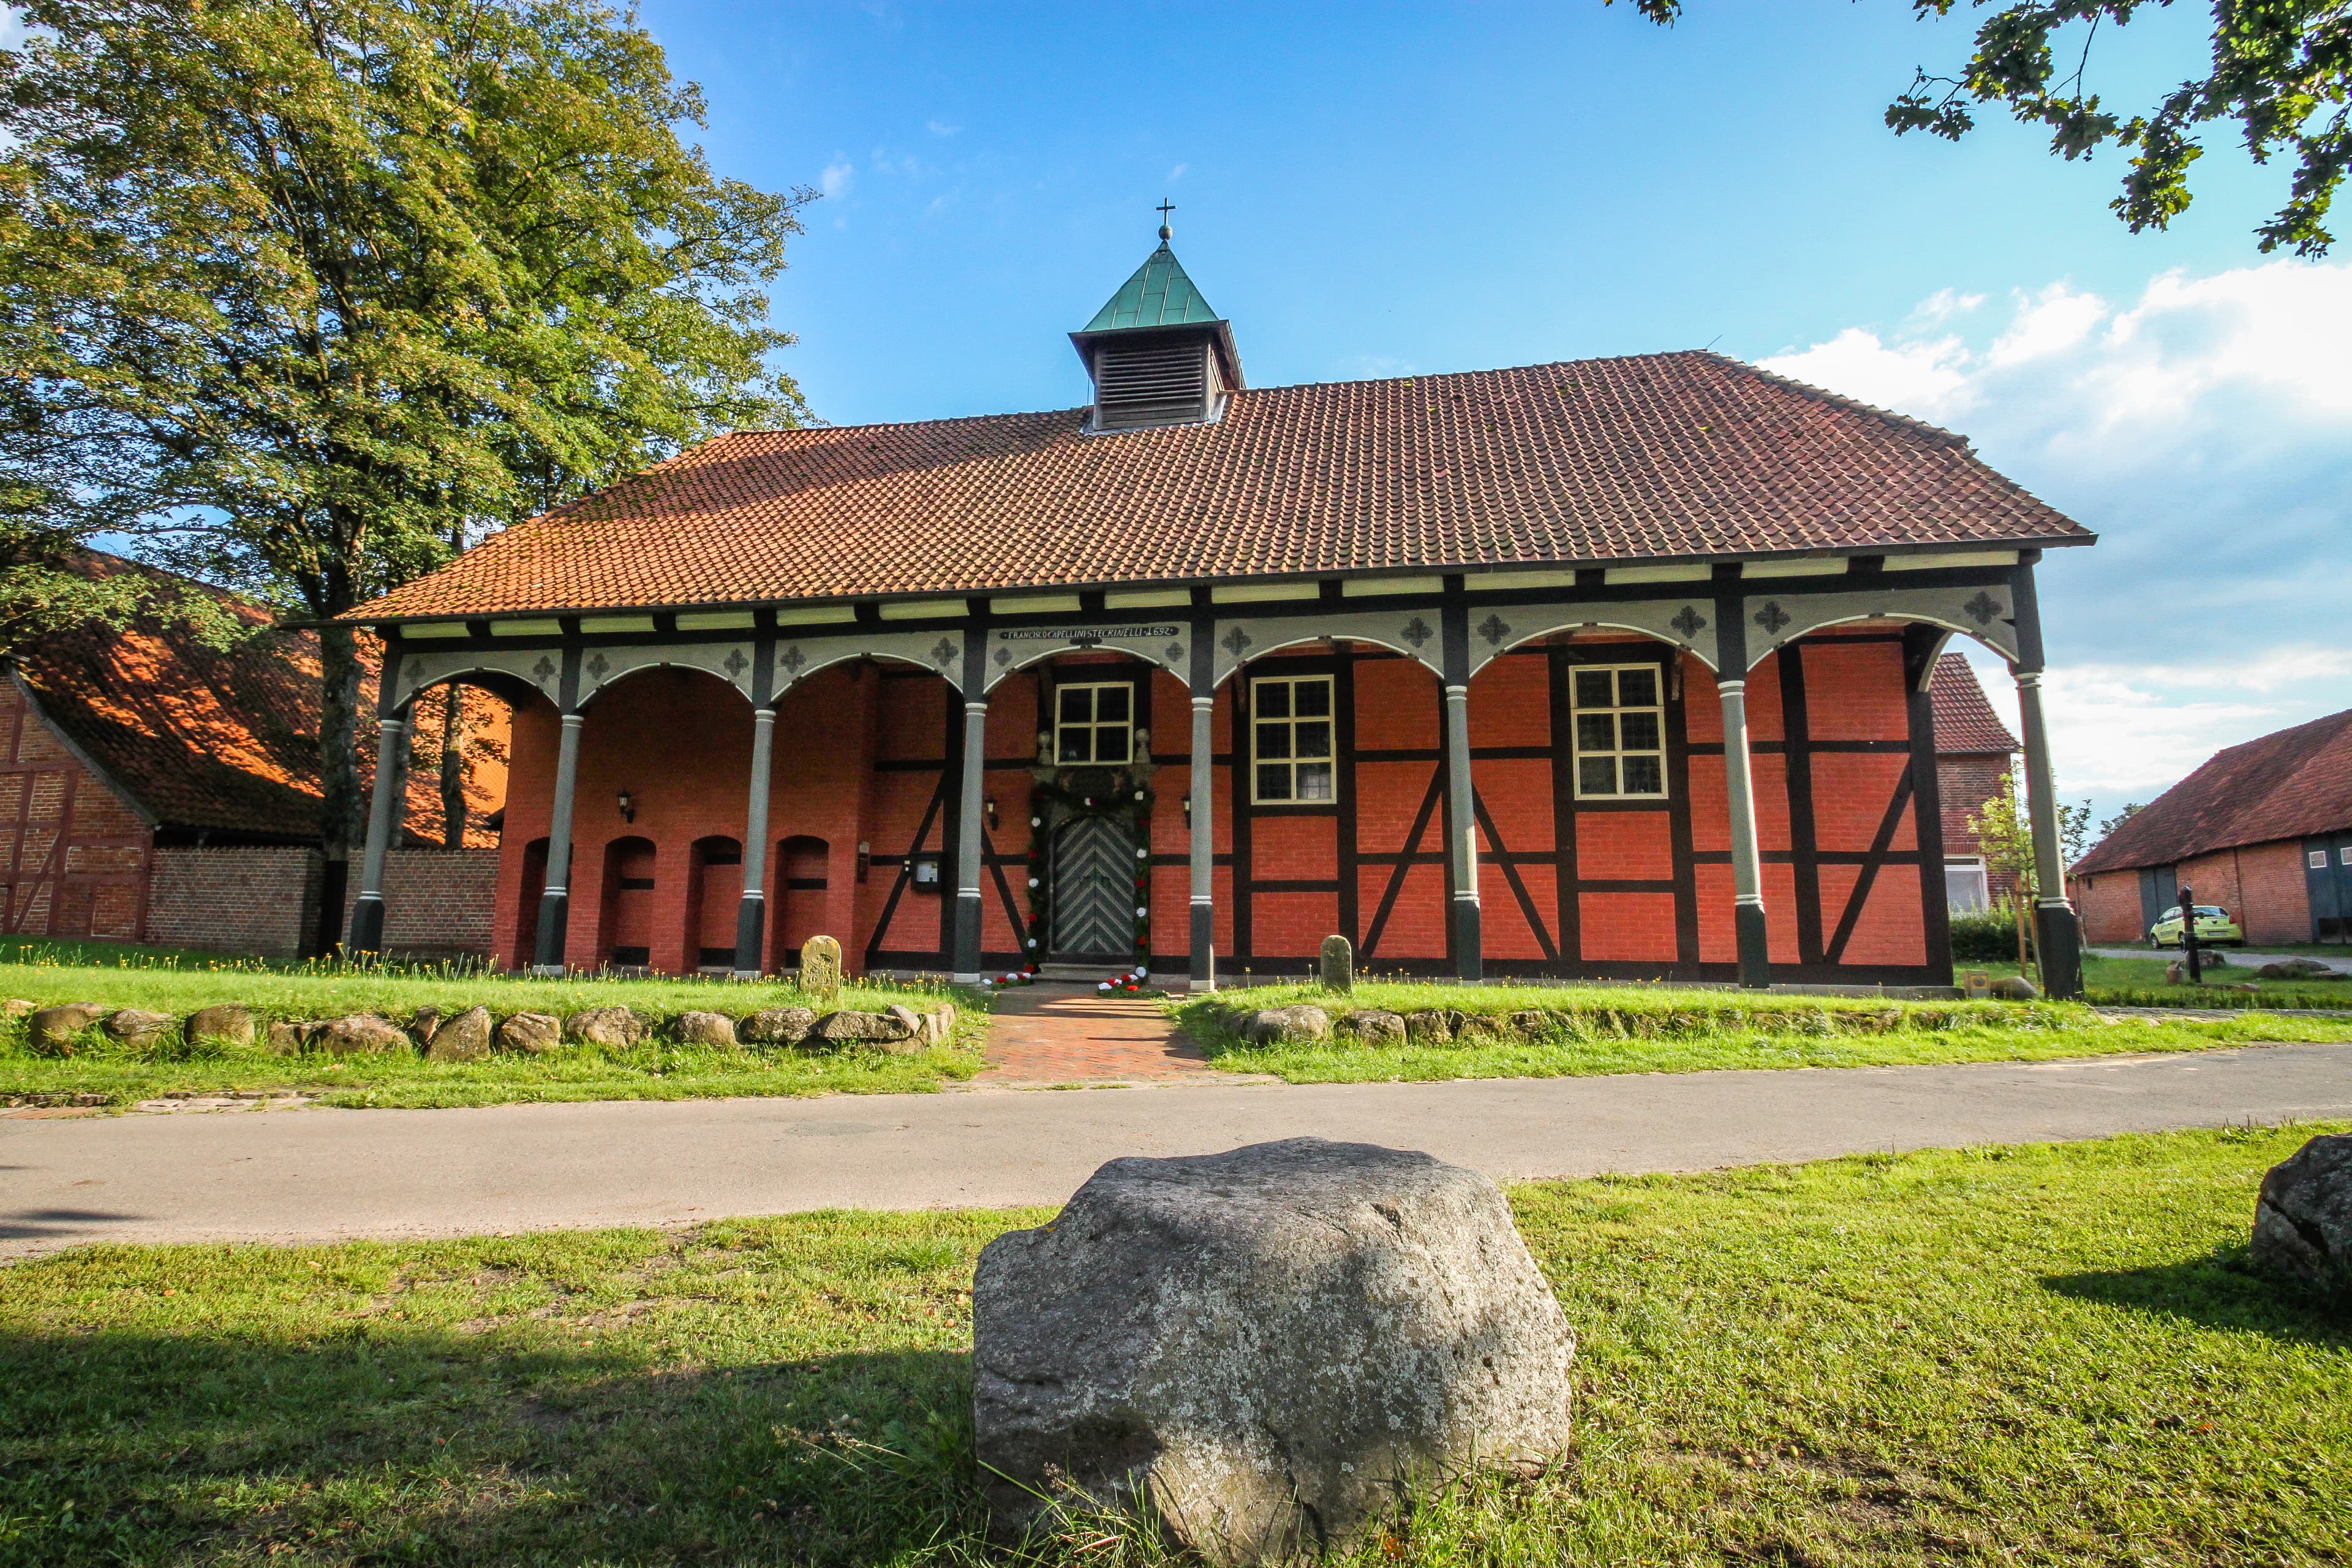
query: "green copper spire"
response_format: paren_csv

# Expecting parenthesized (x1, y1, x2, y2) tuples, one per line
(1082, 239, 1223, 332)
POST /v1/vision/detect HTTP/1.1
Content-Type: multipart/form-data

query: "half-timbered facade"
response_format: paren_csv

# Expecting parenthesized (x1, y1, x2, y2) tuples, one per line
(344, 227, 2095, 995)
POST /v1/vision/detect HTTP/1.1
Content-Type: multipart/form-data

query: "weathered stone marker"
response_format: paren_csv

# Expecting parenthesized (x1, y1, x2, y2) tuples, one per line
(1317, 933, 1354, 994)
(799, 935, 842, 1001)
(973, 1137, 1575, 1564)
(2252, 1132, 2351, 1289)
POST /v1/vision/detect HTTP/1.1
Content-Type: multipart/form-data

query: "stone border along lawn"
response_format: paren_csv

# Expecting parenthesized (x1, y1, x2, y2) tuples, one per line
(1170, 981, 2352, 1084)
(0, 1123, 2343, 1567)
(0, 959, 986, 1110)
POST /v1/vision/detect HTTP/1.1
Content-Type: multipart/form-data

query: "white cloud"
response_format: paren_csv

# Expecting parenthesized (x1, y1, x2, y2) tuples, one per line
(925, 119, 960, 137)
(1774, 260, 2352, 823)
(820, 160, 854, 198)
(1166, 163, 1189, 184)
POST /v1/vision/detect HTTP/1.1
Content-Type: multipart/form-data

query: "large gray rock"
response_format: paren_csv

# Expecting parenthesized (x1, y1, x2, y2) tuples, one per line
(1402, 1009, 1464, 1044)
(497, 1011, 561, 1054)
(973, 1138, 1575, 1565)
(739, 1005, 817, 1046)
(28, 1003, 106, 1055)
(1336, 1009, 1406, 1047)
(184, 1005, 255, 1047)
(565, 1006, 647, 1047)
(2251, 1133, 2352, 1290)
(2258, 958, 2340, 980)
(1232, 1005, 1330, 1046)
(102, 1008, 176, 1049)
(316, 1014, 412, 1056)
(427, 1005, 492, 1062)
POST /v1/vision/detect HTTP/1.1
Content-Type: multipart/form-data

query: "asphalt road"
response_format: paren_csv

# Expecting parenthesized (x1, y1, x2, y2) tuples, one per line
(6, 1044, 2350, 1258)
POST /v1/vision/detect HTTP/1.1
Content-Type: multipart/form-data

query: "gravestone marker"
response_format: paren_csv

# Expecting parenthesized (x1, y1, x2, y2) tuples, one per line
(800, 935, 843, 1001)
(1318, 933, 1354, 994)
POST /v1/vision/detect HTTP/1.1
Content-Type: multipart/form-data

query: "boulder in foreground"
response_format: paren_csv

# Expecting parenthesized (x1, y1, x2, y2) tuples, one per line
(973, 1137, 1574, 1565)
(2252, 1133, 2352, 1291)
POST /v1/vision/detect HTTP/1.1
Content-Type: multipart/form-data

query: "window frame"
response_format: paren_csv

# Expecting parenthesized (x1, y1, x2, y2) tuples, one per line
(1567, 661, 1670, 802)
(1051, 679, 1136, 766)
(1250, 673, 1339, 805)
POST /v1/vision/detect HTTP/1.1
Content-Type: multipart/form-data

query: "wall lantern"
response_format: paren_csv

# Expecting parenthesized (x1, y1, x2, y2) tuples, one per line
(985, 795, 1000, 831)
(616, 788, 636, 824)
(1182, 794, 1193, 824)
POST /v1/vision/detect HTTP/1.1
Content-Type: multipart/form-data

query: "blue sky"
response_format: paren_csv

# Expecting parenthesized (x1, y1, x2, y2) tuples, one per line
(641, 1, 2352, 834)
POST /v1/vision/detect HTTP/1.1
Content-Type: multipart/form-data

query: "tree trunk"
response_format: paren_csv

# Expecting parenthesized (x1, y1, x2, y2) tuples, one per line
(439, 686, 467, 848)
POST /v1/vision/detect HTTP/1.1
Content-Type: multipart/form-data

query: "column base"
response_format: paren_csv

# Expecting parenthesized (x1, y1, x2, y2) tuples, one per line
(1189, 905, 1215, 990)
(1735, 902, 1771, 989)
(733, 893, 767, 979)
(532, 889, 571, 971)
(2035, 901, 2084, 1000)
(529, 964, 567, 978)
(345, 894, 386, 956)
(1450, 899, 1484, 984)
(952, 973, 984, 987)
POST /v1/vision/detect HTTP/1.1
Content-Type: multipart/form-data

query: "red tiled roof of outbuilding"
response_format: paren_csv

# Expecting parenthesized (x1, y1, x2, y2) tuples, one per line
(2071, 709, 2352, 875)
(1930, 654, 2018, 755)
(349, 351, 2090, 621)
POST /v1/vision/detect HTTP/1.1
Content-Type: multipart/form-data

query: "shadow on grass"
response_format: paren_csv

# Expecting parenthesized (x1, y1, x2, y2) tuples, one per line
(0, 1329, 982, 1567)
(2040, 1245, 2350, 1344)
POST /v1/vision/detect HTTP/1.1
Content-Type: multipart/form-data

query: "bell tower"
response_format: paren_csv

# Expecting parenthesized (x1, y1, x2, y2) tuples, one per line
(1071, 204, 1245, 431)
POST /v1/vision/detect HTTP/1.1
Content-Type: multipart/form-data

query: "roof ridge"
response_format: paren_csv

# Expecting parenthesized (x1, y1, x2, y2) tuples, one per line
(1716, 352, 1972, 451)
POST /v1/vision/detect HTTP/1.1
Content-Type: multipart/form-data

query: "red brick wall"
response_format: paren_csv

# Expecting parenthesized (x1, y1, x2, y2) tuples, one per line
(2073, 869, 2147, 944)
(0, 677, 151, 942)
(337, 849, 499, 959)
(1937, 754, 2017, 901)
(149, 845, 321, 957)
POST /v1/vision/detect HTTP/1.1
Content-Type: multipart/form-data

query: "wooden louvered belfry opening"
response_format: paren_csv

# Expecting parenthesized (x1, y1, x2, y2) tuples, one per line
(1092, 334, 1214, 430)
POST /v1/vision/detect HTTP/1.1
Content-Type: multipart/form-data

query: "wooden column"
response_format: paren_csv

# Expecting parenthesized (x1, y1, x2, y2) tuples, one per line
(344, 689, 405, 957)
(531, 646, 586, 974)
(1441, 597, 1482, 981)
(1715, 594, 1770, 987)
(2010, 557, 2083, 998)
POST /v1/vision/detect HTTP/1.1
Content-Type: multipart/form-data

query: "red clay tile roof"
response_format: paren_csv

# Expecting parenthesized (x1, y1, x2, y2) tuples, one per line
(18, 554, 503, 842)
(2071, 709, 2352, 875)
(1930, 654, 2018, 755)
(350, 351, 2090, 620)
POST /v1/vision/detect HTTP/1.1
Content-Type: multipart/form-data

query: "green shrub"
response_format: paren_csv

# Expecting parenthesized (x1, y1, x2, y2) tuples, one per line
(1950, 903, 2034, 963)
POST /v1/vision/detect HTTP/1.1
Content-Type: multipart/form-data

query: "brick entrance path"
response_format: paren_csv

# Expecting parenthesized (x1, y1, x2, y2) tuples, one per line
(977, 986, 1215, 1085)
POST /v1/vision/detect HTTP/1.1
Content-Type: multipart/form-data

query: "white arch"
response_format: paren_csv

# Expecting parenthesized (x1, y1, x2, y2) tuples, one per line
(577, 656, 757, 709)
(1461, 598, 1720, 679)
(772, 627, 967, 699)
(1740, 583, 2019, 669)
(393, 647, 563, 713)
(1212, 610, 1447, 687)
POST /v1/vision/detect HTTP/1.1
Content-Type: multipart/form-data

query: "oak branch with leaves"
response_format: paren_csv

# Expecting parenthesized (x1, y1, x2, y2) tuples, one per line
(1608, 0, 2351, 255)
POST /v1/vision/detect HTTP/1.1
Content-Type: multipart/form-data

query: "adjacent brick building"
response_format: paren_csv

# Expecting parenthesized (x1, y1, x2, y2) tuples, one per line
(343, 225, 2098, 992)
(2071, 708, 2352, 947)
(2, 553, 507, 959)
(1929, 654, 2022, 910)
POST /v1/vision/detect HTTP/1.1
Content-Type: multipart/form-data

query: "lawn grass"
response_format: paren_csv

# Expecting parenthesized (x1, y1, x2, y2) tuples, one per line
(2055, 952, 2352, 1009)
(1171, 979, 2352, 1084)
(0, 945, 987, 1109)
(0, 1123, 2342, 1566)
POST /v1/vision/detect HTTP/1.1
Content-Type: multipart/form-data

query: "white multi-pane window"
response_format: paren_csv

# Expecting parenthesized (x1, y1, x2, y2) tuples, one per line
(1055, 682, 1133, 764)
(1570, 664, 1667, 799)
(1253, 674, 1335, 802)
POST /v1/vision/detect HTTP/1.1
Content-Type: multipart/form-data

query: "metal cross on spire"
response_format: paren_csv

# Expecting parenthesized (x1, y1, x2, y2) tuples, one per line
(1157, 198, 1175, 240)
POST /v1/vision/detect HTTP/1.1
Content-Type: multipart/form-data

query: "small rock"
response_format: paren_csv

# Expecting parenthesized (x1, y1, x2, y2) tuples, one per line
(799, 934, 843, 1000)
(974, 1138, 1575, 1565)
(2, 998, 33, 1018)
(497, 1011, 561, 1054)
(265, 1020, 307, 1055)
(812, 1009, 918, 1047)
(672, 1009, 739, 1048)
(428, 1005, 492, 1062)
(1234, 1005, 1330, 1045)
(27, 1003, 106, 1055)
(407, 1006, 444, 1047)
(1403, 1008, 1464, 1043)
(1507, 1009, 1553, 1037)
(2259, 958, 2340, 980)
(1337, 1009, 1407, 1046)
(316, 1014, 412, 1055)
(2251, 1133, 2352, 1290)
(103, 1008, 176, 1048)
(1989, 976, 2041, 1001)
(918, 1004, 958, 1047)
(1453, 1013, 1507, 1044)
(184, 1005, 256, 1047)
(565, 1006, 647, 1047)
(740, 1006, 818, 1045)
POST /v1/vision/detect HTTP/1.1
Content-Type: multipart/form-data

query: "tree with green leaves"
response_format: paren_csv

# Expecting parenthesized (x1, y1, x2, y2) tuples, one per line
(1607, 1, 2350, 255)
(2099, 801, 2145, 840)
(1963, 768, 2092, 974)
(0, 0, 810, 903)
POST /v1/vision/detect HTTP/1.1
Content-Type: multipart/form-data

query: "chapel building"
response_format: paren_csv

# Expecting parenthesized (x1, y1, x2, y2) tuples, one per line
(343, 224, 2094, 995)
